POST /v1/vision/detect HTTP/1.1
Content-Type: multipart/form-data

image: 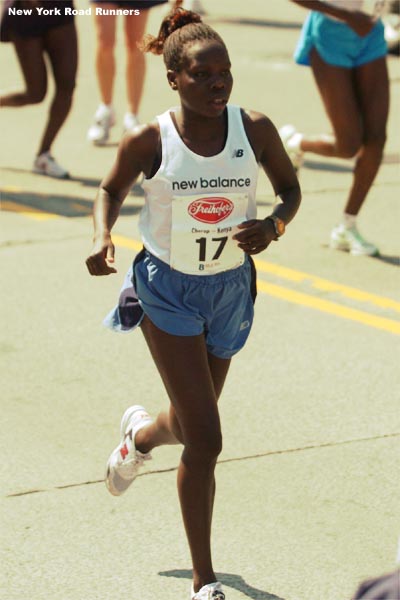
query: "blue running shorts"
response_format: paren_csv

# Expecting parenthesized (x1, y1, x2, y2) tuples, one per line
(134, 251, 255, 359)
(294, 12, 387, 68)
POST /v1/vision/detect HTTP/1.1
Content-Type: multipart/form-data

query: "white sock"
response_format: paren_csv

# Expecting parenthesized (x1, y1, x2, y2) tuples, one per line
(96, 103, 113, 118)
(287, 132, 303, 153)
(124, 112, 138, 121)
(342, 213, 357, 229)
(123, 112, 139, 129)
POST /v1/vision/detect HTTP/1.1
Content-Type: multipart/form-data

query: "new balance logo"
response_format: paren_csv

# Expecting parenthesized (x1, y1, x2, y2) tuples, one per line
(233, 149, 244, 158)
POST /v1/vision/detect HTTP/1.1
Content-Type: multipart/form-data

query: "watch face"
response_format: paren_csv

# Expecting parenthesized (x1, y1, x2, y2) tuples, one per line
(275, 218, 285, 235)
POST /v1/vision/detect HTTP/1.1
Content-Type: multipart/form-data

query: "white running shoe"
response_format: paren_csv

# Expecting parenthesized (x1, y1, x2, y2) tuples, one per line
(183, 0, 207, 14)
(191, 582, 225, 600)
(279, 124, 304, 172)
(33, 152, 69, 179)
(105, 405, 153, 496)
(87, 104, 115, 145)
(330, 224, 379, 256)
(123, 112, 139, 132)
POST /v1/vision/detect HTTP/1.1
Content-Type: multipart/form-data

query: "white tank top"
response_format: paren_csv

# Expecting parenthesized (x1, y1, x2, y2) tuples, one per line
(139, 105, 259, 275)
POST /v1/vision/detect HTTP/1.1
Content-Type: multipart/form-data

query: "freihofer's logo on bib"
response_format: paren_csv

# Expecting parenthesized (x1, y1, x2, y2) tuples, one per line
(170, 193, 248, 275)
(188, 197, 234, 224)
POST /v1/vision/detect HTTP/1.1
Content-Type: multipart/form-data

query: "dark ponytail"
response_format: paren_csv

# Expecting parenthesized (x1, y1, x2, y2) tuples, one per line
(140, 4, 225, 71)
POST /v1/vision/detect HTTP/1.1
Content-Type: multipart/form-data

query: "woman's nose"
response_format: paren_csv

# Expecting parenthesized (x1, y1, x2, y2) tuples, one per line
(210, 76, 225, 90)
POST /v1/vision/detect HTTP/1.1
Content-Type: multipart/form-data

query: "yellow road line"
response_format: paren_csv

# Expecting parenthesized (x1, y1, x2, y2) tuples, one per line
(257, 280, 400, 336)
(254, 258, 400, 313)
(112, 235, 142, 252)
(2, 198, 398, 334)
(3, 192, 399, 312)
(1, 200, 57, 221)
(112, 234, 400, 336)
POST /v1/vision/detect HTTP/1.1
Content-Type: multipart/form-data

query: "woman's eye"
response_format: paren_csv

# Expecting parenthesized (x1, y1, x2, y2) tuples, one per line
(194, 71, 207, 78)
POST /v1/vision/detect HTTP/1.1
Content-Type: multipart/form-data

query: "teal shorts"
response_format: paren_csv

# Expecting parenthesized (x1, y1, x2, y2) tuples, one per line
(134, 251, 255, 359)
(294, 12, 387, 68)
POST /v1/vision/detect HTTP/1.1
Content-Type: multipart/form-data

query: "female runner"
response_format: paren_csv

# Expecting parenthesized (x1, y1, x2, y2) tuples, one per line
(280, 0, 389, 256)
(87, 0, 168, 144)
(0, 0, 77, 178)
(86, 6, 301, 600)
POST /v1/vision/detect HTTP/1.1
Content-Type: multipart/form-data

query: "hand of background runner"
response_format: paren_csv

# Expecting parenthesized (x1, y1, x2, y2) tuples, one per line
(345, 11, 377, 37)
(85, 235, 117, 276)
(234, 219, 276, 255)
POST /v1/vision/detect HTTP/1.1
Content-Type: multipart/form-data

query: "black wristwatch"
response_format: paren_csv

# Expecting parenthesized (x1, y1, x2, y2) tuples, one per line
(266, 215, 286, 239)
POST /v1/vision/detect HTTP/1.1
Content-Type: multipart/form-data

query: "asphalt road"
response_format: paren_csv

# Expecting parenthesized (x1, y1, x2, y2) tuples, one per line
(1, 1, 399, 599)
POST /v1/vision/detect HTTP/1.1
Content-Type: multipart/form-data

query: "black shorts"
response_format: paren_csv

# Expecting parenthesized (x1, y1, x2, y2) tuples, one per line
(1, 0, 74, 42)
(90, 0, 168, 9)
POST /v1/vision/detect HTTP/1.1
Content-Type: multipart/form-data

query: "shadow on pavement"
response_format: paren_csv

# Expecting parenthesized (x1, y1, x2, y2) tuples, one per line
(2, 166, 145, 195)
(321, 244, 399, 267)
(159, 569, 286, 600)
(210, 16, 302, 30)
(304, 153, 399, 173)
(371, 253, 400, 267)
(1, 188, 142, 218)
(303, 159, 353, 173)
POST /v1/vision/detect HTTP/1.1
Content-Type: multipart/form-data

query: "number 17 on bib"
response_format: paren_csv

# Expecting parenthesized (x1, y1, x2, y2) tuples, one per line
(170, 193, 249, 275)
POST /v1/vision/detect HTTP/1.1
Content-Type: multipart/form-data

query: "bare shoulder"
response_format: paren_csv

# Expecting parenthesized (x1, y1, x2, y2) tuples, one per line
(120, 120, 160, 156)
(116, 120, 160, 176)
(241, 109, 276, 130)
(241, 109, 279, 160)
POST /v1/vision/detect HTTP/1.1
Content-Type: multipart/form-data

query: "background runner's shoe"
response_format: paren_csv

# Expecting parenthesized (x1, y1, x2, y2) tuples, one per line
(87, 104, 115, 145)
(183, 0, 207, 15)
(191, 582, 225, 600)
(123, 112, 139, 133)
(279, 124, 304, 172)
(105, 405, 153, 496)
(330, 224, 379, 256)
(33, 152, 69, 179)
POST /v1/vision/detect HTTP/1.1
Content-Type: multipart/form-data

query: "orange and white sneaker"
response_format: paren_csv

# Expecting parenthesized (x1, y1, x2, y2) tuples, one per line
(191, 582, 225, 600)
(105, 405, 153, 496)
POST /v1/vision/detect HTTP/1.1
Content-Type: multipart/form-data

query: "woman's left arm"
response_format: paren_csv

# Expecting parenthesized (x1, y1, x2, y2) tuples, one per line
(234, 110, 301, 255)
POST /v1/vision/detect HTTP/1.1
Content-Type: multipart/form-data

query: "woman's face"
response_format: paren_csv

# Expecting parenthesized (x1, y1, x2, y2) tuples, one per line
(168, 40, 233, 118)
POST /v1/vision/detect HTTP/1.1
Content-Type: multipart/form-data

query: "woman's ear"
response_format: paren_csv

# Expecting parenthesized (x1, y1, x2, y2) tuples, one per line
(167, 70, 178, 91)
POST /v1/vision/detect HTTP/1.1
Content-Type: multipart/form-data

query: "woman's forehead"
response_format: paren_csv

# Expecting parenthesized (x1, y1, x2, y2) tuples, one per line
(183, 40, 230, 66)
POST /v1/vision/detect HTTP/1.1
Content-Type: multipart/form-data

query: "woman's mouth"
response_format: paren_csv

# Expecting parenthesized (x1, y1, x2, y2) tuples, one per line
(210, 98, 227, 107)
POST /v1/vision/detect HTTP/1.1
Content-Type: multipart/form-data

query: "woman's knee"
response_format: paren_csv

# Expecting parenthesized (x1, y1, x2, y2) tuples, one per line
(169, 409, 183, 444)
(125, 41, 144, 61)
(337, 129, 386, 158)
(336, 136, 362, 159)
(26, 84, 47, 104)
(96, 18, 116, 51)
(55, 77, 76, 97)
(364, 131, 387, 152)
(183, 427, 223, 463)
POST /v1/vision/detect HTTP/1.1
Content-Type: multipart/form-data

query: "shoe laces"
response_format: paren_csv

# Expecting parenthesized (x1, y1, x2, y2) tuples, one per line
(347, 226, 371, 246)
(117, 456, 140, 477)
(118, 441, 151, 476)
(36, 152, 66, 175)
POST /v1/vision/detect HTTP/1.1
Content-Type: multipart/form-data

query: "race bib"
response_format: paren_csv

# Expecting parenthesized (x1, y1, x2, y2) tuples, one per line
(170, 193, 248, 275)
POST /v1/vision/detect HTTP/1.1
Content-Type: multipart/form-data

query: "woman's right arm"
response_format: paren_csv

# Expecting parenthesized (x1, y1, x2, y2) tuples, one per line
(85, 124, 159, 276)
(289, 0, 377, 36)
